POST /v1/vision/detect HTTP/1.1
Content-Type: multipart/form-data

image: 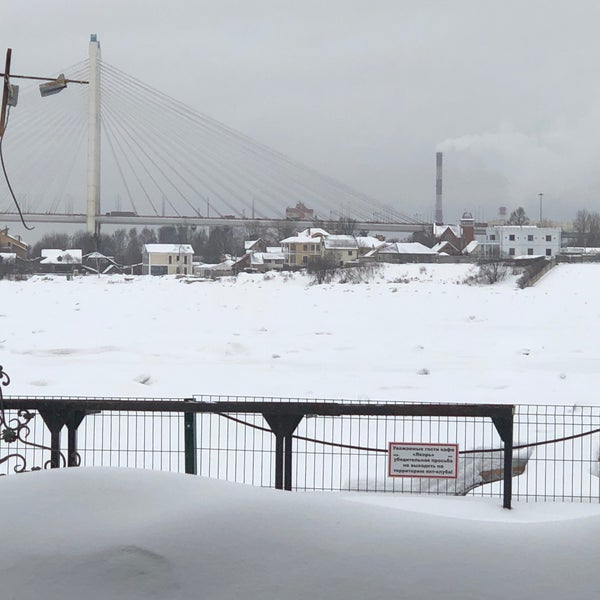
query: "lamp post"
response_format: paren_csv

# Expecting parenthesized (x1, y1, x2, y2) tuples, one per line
(538, 193, 544, 224)
(1, 48, 89, 129)
(0, 48, 88, 228)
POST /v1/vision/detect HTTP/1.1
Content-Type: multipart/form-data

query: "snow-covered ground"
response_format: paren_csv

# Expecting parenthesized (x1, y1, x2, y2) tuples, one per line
(1, 262, 597, 404)
(1, 468, 600, 600)
(2, 263, 600, 599)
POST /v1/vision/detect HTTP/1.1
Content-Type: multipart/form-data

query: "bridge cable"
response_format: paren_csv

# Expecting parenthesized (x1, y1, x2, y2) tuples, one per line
(0, 107, 34, 229)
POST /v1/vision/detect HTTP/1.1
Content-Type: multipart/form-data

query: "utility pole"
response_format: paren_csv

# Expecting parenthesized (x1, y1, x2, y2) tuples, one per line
(0, 49, 14, 138)
(538, 193, 544, 224)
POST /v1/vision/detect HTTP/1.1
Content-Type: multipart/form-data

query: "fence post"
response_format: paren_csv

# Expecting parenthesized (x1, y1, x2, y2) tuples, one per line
(184, 411, 197, 474)
(64, 410, 93, 467)
(38, 408, 65, 469)
(491, 410, 514, 510)
(263, 413, 304, 491)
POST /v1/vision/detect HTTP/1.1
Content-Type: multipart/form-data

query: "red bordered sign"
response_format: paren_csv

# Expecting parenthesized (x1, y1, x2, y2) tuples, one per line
(388, 442, 459, 479)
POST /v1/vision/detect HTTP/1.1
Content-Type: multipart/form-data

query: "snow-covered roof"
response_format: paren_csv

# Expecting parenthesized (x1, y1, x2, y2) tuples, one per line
(323, 235, 358, 250)
(84, 252, 115, 260)
(244, 239, 266, 251)
(431, 241, 459, 254)
(384, 242, 437, 255)
(562, 247, 600, 255)
(198, 260, 234, 270)
(280, 228, 329, 244)
(250, 252, 284, 265)
(266, 246, 282, 253)
(462, 240, 479, 255)
(494, 225, 539, 230)
(143, 244, 194, 254)
(433, 224, 460, 238)
(40, 249, 82, 265)
(0, 252, 16, 263)
(356, 236, 385, 249)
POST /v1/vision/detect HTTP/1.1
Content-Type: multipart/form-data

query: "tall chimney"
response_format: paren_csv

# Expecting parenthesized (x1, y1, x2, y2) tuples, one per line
(435, 152, 443, 225)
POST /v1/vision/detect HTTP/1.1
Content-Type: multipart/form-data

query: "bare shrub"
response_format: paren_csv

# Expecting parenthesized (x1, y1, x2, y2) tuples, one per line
(306, 256, 340, 284)
(337, 262, 381, 284)
(464, 260, 509, 285)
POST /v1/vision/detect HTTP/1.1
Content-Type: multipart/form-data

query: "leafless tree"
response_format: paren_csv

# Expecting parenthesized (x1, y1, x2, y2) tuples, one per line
(477, 260, 508, 284)
(507, 207, 530, 225)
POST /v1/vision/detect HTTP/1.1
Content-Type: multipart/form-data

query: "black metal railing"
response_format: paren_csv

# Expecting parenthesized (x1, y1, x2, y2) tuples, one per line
(0, 382, 514, 508)
(4, 367, 600, 505)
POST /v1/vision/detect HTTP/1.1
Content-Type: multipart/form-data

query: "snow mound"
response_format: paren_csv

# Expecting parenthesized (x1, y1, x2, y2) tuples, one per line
(2, 468, 600, 600)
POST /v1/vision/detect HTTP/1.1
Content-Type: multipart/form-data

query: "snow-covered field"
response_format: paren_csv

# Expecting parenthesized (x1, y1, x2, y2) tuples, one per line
(1, 262, 597, 404)
(2, 263, 600, 599)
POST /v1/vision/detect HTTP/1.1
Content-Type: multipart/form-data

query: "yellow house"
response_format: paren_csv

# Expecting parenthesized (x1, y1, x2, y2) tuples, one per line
(280, 228, 329, 267)
(142, 244, 194, 275)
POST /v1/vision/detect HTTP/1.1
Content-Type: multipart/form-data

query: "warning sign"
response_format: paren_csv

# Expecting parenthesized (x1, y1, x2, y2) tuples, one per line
(388, 442, 458, 479)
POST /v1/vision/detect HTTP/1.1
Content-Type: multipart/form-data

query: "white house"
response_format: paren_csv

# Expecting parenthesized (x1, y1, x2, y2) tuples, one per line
(480, 226, 561, 258)
(142, 244, 194, 275)
(321, 235, 359, 265)
(39, 249, 83, 273)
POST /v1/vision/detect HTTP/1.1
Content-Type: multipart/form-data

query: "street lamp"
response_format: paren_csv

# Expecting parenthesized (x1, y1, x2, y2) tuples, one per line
(39, 74, 68, 97)
(0, 48, 88, 228)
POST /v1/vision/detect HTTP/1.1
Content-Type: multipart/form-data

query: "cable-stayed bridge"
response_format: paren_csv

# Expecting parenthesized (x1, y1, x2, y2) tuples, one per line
(0, 36, 428, 235)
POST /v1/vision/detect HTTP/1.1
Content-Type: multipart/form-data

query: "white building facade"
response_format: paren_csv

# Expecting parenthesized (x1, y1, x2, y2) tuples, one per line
(480, 226, 561, 258)
(143, 244, 194, 275)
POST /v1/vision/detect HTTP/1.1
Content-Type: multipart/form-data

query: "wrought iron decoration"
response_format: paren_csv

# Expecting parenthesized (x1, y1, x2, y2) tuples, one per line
(0, 365, 65, 472)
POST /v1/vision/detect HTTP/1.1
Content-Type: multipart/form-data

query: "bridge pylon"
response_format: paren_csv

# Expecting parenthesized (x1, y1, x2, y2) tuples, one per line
(86, 34, 101, 235)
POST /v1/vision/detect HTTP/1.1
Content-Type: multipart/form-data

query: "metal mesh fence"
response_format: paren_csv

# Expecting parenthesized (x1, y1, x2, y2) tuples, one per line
(1, 397, 599, 502)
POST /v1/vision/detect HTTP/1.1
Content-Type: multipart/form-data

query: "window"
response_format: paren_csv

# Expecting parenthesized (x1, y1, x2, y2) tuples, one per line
(348, 251, 353, 256)
(509, 248, 515, 256)
(289, 244, 295, 252)
(168, 256, 172, 264)
(303, 244, 308, 251)
(509, 234, 515, 241)
(527, 235, 534, 241)
(546, 248, 552, 256)
(546, 235, 552, 242)
(302, 255, 308, 265)
(184, 256, 188, 264)
(176, 255, 180, 262)
(490, 234, 496, 241)
(527, 248, 534, 255)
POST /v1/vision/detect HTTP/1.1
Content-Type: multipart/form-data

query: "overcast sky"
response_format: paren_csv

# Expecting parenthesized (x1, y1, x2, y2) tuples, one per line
(3, 0, 600, 227)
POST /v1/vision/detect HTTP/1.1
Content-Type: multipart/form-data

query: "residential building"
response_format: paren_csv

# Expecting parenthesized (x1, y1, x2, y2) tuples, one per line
(0, 227, 28, 259)
(285, 202, 314, 220)
(480, 226, 561, 258)
(280, 228, 329, 267)
(194, 259, 234, 278)
(356, 236, 386, 255)
(321, 235, 359, 265)
(363, 242, 439, 263)
(142, 244, 194, 275)
(39, 249, 83, 274)
(233, 242, 285, 274)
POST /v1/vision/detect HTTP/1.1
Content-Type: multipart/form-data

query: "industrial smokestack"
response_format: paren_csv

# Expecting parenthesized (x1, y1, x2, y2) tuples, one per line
(435, 152, 443, 225)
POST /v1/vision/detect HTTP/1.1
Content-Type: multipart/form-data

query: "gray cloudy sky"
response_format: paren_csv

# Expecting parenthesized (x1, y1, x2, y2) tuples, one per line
(3, 0, 600, 225)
